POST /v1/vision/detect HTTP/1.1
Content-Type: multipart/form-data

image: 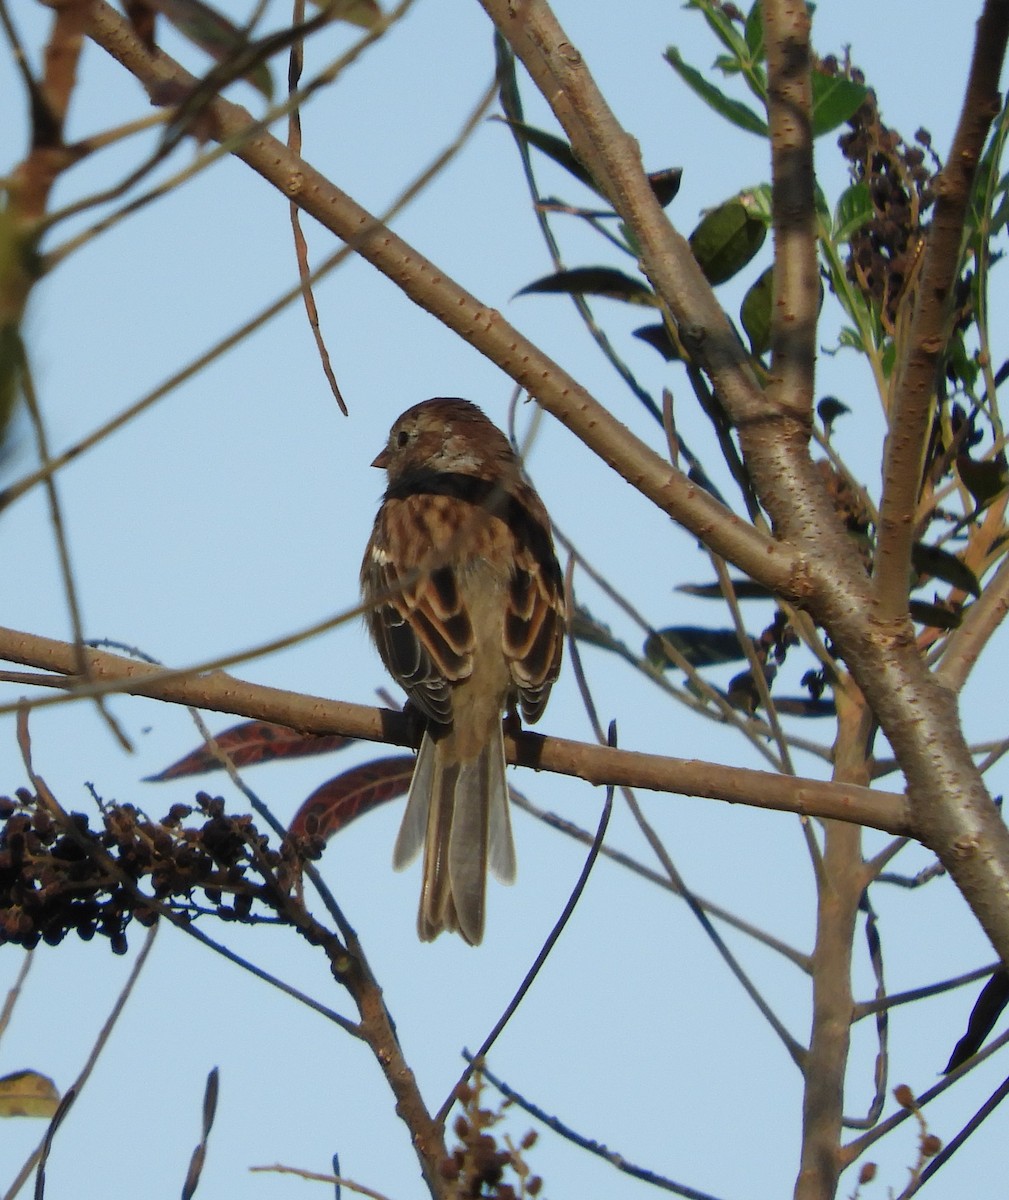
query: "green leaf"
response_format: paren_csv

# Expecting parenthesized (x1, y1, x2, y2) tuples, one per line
(645, 626, 749, 670)
(740, 265, 774, 356)
(517, 267, 657, 306)
(744, 1, 764, 60)
(686, 0, 750, 62)
(911, 542, 981, 599)
(689, 198, 767, 285)
(833, 182, 873, 242)
(665, 46, 768, 136)
(810, 70, 868, 138)
(308, 0, 382, 29)
(836, 326, 866, 353)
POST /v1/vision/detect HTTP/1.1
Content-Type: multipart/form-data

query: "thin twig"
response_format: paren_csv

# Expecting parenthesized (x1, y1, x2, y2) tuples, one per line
(469, 1057, 729, 1200)
(509, 786, 810, 970)
(0, 951, 33, 1043)
(17, 343, 131, 752)
(287, 0, 347, 413)
(564, 560, 806, 1067)
(437, 738, 614, 1124)
(2, 926, 158, 1200)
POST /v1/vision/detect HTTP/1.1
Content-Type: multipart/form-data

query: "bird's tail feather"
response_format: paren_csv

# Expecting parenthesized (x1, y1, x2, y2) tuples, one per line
(393, 724, 514, 945)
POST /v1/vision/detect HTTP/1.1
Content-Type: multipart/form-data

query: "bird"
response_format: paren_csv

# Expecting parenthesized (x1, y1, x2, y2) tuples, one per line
(361, 398, 564, 944)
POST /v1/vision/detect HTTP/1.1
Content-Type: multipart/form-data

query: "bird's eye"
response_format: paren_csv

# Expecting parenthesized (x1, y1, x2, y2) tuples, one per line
(396, 429, 410, 448)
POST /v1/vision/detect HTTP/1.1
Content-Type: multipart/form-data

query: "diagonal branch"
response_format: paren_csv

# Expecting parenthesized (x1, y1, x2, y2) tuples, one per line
(481, 0, 1009, 972)
(77, 0, 796, 596)
(872, 0, 1009, 622)
(78, 0, 1009, 968)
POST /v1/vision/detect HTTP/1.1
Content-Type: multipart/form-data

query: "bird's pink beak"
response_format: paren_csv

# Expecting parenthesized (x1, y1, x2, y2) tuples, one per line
(372, 448, 390, 469)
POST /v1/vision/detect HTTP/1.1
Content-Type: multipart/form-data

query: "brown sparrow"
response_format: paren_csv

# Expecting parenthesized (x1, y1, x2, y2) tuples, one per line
(361, 398, 564, 944)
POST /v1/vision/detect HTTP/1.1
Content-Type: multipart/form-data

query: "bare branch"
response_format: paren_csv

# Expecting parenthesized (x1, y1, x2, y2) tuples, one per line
(0, 622, 910, 833)
(873, 0, 1009, 622)
(764, 0, 819, 421)
(78, 0, 797, 595)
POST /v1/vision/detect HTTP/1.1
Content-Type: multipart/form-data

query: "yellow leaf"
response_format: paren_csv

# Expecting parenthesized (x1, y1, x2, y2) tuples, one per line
(0, 1070, 60, 1118)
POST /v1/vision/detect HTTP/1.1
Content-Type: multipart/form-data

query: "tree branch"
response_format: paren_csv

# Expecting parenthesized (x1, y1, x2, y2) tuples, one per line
(0, 623, 909, 834)
(937, 550, 1009, 692)
(763, 0, 818, 421)
(480, 0, 1009, 969)
(77, 0, 1009, 970)
(873, 0, 1009, 622)
(77, 0, 797, 597)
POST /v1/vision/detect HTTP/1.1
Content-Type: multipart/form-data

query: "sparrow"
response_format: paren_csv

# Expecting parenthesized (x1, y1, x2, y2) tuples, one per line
(361, 398, 564, 944)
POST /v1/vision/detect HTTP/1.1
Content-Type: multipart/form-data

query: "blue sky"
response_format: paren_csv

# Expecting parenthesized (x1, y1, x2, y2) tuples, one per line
(0, 3, 1004, 1198)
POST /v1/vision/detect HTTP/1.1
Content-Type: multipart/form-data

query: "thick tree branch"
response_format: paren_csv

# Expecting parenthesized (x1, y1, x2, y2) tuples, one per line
(937, 552, 1009, 691)
(76, 0, 797, 598)
(873, 0, 1009, 622)
(0, 623, 909, 834)
(78, 0, 1009, 969)
(763, 0, 818, 421)
(794, 690, 872, 1200)
(482, 0, 1009, 971)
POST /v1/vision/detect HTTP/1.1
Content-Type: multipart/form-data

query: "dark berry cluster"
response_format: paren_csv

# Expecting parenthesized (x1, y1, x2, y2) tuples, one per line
(0, 790, 291, 954)
(831, 58, 938, 327)
(441, 1082, 542, 1200)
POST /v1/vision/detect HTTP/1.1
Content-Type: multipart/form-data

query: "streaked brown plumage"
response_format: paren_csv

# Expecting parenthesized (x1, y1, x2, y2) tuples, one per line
(361, 398, 564, 944)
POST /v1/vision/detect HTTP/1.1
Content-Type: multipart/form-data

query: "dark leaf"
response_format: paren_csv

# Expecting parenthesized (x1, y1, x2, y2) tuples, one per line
(909, 600, 963, 630)
(911, 542, 981, 599)
(498, 120, 679, 207)
(497, 118, 598, 193)
(145, 720, 353, 781)
(144, 0, 273, 99)
(956, 453, 1009, 508)
(740, 265, 774, 355)
(570, 606, 623, 652)
(817, 396, 850, 429)
(287, 757, 415, 844)
(726, 670, 759, 712)
(633, 323, 680, 361)
(677, 579, 773, 600)
(689, 198, 767, 285)
(771, 696, 837, 718)
(645, 626, 749, 669)
(945, 969, 1009, 1072)
(517, 267, 657, 306)
(810, 70, 868, 138)
(665, 46, 768, 136)
(648, 167, 684, 207)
